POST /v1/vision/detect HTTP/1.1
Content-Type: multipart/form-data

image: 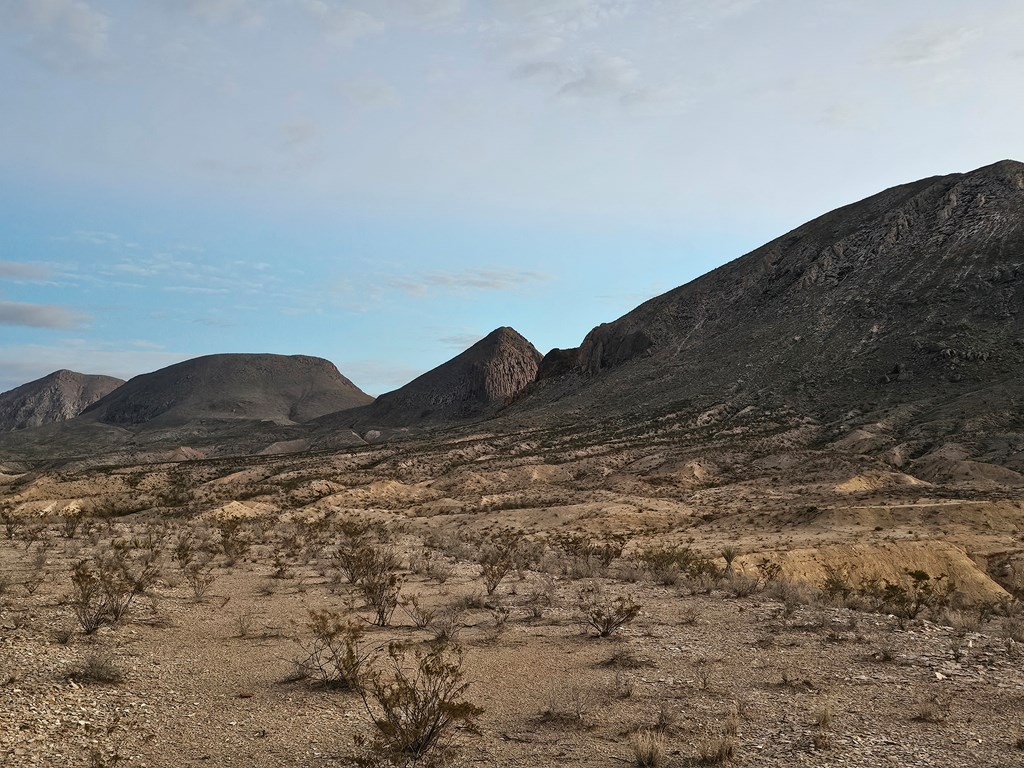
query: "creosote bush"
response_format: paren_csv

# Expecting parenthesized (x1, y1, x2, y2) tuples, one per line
(355, 642, 482, 766)
(297, 609, 371, 691)
(578, 584, 641, 638)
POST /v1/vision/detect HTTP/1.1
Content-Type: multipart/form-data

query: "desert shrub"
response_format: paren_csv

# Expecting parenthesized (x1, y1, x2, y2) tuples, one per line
(359, 547, 403, 627)
(332, 522, 375, 583)
(97, 540, 161, 619)
(184, 564, 216, 601)
(402, 595, 436, 629)
(630, 729, 668, 768)
(172, 529, 196, 571)
(912, 694, 949, 723)
(550, 532, 628, 578)
(720, 545, 740, 575)
(884, 571, 955, 620)
(723, 572, 761, 597)
(296, 610, 371, 691)
(430, 605, 465, 646)
(820, 564, 855, 601)
(61, 510, 83, 539)
(355, 643, 482, 766)
(536, 686, 591, 728)
(578, 584, 640, 637)
(217, 519, 252, 564)
(1002, 616, 1024, 643)
(69, 561, 112, 633)
(23, 573, 44, 596)
(68, 651, 124, 685)
(525, 575, 556, 620)
(0, 507, 20, 539)
(425, 555, 455, 584)
(66, 547, 156, 632)
(698, 733, 736, 765)
(632, 545, 720, 586)
(475, 530, 525, 595)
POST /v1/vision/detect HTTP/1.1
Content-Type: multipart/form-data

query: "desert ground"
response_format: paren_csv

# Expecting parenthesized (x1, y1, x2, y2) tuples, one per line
(2, 430, 1023, 768)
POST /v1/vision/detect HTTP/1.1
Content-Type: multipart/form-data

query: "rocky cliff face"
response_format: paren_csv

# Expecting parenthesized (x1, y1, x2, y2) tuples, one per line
(345, 327, 542, 427)
(522, 160, 1024, 464)
(0, 370, 124, 431)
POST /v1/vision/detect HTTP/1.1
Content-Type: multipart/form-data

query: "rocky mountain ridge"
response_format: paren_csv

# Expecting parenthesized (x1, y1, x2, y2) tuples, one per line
(0, 370, 124, 432)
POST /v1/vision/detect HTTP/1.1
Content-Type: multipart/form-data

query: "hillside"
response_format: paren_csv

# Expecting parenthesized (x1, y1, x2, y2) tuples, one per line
(316, 327, 541, 440)
(514, 159, 1024, 478)
(0, 370, 124, 431)
(79, 353, 372, 427)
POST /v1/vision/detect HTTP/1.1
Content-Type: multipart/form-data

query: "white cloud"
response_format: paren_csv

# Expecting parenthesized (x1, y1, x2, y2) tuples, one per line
(0, 300, 88, 329)
(4, 0, 111, 71)
(0, 262, 51, 280)
(390, 269, 551, 296)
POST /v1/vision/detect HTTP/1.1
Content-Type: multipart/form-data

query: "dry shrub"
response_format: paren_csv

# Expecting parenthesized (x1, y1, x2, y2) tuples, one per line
(355, 643, 482, 766)
(184, 564, 216, 601)
(402, 595, 436, 629)
(69, 651, 124, 685)
(630, 729, 668, 768)
(578, 584, 640, 638)
(912, 694, 949, 723)
(699, 733, 736, 765)
(296, 610, 371, 691)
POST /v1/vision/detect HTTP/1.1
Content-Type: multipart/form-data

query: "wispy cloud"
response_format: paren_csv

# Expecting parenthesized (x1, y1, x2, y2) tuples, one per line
(0, 342, 189, 392)
(390, 268, 551, 296)
(299, 1, 383, 44)
(175, 0, 263, 27)
(886, 23, 980, 67)
(0, 300, 88, 329)
(0, 261, 51, 280)
(439, 332, 484, 349)
(5, 0, 111, 72)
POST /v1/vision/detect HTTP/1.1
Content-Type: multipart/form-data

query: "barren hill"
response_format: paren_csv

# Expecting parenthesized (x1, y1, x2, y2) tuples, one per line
(81, 353, 372, 427)
(518, 159, 1024, 474)
(0, 370, 123, 431)
(318, 327, 541, 438)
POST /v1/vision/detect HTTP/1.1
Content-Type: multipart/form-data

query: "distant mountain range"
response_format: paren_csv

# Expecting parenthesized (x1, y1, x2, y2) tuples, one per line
(3, 160, 1024, 477)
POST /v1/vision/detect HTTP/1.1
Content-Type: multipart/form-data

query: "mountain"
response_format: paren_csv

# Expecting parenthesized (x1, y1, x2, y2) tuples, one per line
(80, 353, 372, 427)
(317, 327, 541, 437)
(0, 354, 373, 467)
(0, 370, 124, 432)
(517, 159, 1024, 476)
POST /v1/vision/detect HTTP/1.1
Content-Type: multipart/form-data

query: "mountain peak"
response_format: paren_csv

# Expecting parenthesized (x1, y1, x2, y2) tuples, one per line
(344, 327, 542, 428)
(0, 370, 124, 432)
(81, 353, 371, 427)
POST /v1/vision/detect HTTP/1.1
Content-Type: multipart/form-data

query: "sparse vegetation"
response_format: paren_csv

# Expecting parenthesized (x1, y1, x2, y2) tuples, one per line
(578, 584, 641, 637)
(630, 729, 668, 768)
(355, 642, 482, 766)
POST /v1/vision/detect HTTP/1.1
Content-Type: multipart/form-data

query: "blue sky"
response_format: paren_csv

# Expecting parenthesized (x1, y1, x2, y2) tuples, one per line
(2, 0, 1022, 395)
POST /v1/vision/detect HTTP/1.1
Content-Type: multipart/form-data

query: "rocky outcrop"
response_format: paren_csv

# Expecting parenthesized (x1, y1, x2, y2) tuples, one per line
(0, 370, 124, 431)
(340, 327, 541, 428)
(509, 159, 1024, 472)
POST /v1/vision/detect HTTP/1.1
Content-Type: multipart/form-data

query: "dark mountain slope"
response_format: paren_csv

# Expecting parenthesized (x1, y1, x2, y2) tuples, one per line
(0, 370, 124, 432)
(80, 353, 373, 427)
(316, 327, 541, 438)
(516, 160, 1024, 467)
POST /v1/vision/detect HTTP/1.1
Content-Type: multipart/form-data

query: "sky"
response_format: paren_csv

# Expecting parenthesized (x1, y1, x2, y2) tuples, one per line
(1, 0, 1022, 395)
